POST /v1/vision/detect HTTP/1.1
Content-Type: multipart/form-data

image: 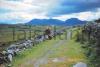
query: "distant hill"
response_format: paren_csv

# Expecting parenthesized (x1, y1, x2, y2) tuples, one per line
(0, 18, 86, 26)
(65, 18, 86, 26)
(26, 19, 64, 26)
(26, 18, 86, 26)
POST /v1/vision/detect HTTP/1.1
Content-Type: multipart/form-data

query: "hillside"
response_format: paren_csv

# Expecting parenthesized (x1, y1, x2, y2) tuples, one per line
(26, 18, 86, 26)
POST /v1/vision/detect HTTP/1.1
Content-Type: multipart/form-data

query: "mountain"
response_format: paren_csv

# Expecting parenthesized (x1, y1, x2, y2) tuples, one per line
(26, 18, 86, 26)
(65, 18, 86, 26)
(26, 19, 64, 26)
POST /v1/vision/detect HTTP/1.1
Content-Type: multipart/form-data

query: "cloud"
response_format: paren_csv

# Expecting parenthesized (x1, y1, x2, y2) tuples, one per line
(0, 0, 100, 24)
(53, 8, 100, 21)
(0, 0, 57, 23)
(0, 11, 49, 24)
(0, 8, 12, 13)
(47, 0, 100, 16)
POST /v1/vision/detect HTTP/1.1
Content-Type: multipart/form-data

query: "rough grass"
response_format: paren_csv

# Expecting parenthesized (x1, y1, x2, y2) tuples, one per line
(12, 38, 90, 67)
(0, 26, 47, 43)
(39, 40, 87, 67)
(12, 39, 59, 67)
(10, 28, 91, 67)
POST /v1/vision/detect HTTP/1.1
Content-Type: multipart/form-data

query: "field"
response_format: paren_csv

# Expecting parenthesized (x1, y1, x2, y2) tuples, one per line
(11, 34, 93, 67)
(0, 25, 44, 43)
(0, 25, 65, 51)
(0, 25, 93, 67)
(11, 28, 93, 67)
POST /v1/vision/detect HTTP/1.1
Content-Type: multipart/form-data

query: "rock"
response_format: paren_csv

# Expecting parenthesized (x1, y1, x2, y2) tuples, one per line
(52, 57, 65, 62)
(73, 62, 87, 67)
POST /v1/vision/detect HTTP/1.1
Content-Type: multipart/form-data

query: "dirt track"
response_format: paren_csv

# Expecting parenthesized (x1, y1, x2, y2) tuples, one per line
(22, 31, 72, 67)
(34, 40, 65, 67)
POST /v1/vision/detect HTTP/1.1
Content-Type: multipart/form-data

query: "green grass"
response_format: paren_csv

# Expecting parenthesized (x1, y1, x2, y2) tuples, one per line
(49, 40, 85, 57)
(5, 28, 93, 67)
(11, 28, 90, 67)
(0, 26, 47, 43)
(41, 40, 87, 67)
(12, 39, 90, 67)
(12, 39, 60, 67)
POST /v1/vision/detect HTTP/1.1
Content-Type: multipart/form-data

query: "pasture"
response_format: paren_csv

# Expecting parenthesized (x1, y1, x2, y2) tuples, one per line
(0, 25, 93, 67)
(11, 30, 92, 67)
(0, 25, 65, 51)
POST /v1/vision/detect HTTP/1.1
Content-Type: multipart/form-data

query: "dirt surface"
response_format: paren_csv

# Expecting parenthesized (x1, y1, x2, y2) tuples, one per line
(34, 40, 65, 67)
(21, 31, 72, 67)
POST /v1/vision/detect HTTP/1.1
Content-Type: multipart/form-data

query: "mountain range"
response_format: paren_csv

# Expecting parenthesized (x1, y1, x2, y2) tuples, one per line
(26, 18, 86, 26)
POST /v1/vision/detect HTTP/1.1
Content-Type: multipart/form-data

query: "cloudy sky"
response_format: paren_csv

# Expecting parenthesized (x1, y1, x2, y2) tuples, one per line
(0, 0, 100, 24)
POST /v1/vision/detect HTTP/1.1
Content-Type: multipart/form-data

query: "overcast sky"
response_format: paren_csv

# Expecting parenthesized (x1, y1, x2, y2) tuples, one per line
(0, 0, 100, 24)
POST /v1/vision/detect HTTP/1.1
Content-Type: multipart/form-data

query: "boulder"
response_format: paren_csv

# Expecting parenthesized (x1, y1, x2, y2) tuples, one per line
(73, 62, 87, 67)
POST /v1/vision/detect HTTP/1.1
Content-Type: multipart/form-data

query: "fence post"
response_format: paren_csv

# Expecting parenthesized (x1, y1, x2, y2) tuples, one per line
(29, 25, 32, 39)
(23, 30, 26, 40)
(53, 26, 57, 40)
(12, 27, 15, 41)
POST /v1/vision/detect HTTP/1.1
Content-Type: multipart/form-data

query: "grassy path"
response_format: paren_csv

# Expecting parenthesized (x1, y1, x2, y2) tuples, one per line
(12, 31, 88, 67)
(12, 39, 60, 67)
(42, 40, 87, 67)
(12, 39, 88, 67)
(34, 40, 65, 67)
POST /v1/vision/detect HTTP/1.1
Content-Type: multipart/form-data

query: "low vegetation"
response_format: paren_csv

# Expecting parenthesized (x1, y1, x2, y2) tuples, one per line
(11, 29, 90, 67)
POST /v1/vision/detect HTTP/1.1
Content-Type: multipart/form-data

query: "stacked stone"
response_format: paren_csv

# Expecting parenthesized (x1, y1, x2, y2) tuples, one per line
(77, 19, 100, 67)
